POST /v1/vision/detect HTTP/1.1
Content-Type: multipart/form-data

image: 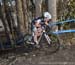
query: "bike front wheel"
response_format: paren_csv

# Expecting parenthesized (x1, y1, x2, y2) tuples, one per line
(40, 33, 60, 54)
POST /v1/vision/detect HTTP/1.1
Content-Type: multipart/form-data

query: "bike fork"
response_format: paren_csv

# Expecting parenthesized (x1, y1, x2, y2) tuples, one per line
(44, 34, 51, 45)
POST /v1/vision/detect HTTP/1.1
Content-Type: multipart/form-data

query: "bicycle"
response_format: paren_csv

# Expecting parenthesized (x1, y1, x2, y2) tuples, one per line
(24, 24, 60, 53)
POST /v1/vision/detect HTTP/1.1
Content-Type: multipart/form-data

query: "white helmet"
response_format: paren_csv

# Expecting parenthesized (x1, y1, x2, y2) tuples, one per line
(44, 12, 52, 19)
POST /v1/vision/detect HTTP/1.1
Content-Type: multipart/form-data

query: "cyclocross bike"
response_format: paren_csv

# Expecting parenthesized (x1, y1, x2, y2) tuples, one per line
(24, 24, 60, 53)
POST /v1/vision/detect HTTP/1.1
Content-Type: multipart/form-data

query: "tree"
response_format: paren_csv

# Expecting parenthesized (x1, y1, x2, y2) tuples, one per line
(48, 0, 57, 31)
(57, 0, 75, 20)
(48, 0, 57, 22)
(15, 0, 25, 36)
(0, 1, 12, 44)
(21, 0, 29, 33)
(35, 0, 43, 17)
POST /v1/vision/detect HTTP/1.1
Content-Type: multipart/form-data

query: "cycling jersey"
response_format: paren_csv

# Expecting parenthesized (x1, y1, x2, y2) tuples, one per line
(31, 17, 44, 31)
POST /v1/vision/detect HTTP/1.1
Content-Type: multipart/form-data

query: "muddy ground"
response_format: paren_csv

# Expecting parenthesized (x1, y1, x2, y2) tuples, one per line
(0, 33, 75, 65)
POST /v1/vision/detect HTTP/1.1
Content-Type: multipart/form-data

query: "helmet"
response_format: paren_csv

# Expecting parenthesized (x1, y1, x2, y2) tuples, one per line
(44, 12, 52, 19)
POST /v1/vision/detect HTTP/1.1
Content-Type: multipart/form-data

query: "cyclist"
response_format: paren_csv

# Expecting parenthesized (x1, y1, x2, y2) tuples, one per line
(31, 12, 52, 45)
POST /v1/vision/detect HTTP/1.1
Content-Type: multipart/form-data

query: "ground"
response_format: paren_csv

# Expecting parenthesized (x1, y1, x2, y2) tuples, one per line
(0, 45, 75, 65)
(0, 33, 75, 65)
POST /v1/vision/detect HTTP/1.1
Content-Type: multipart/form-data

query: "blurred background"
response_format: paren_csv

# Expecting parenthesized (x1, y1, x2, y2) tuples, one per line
(0, 0, 75, 49)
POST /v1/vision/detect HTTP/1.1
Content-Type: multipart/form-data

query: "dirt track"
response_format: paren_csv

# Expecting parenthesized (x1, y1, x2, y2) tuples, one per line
(0, 33, 75, 65)
(0, 45, 75, 65)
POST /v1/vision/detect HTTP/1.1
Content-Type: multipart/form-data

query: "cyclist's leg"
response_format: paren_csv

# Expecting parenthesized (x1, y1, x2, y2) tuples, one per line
(31, 27, 39, 45)
(34, 31, 39, 45)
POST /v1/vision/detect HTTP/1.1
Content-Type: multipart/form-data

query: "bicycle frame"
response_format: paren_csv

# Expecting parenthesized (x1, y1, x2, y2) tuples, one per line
(37, 26, 51, 45)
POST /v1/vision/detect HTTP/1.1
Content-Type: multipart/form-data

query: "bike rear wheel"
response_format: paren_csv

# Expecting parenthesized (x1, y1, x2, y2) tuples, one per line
(24, 34, 37, 50)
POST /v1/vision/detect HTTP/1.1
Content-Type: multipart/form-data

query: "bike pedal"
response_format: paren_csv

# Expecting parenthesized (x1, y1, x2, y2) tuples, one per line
(30, 42, 35, 45)
(35, 44, 40, 48)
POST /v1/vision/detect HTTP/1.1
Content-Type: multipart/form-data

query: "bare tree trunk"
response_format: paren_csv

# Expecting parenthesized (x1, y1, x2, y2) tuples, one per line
(48, 0, 57, 22)
(48, 0, 58, 31)
(15, 0, 25, 35)
(0, 1, 12, 45)
(22, 0, 28, 33)
(35, 0, 43, 17)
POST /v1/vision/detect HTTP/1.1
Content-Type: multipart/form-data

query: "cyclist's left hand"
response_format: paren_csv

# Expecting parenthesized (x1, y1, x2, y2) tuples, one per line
(45, 21, 48, 25)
